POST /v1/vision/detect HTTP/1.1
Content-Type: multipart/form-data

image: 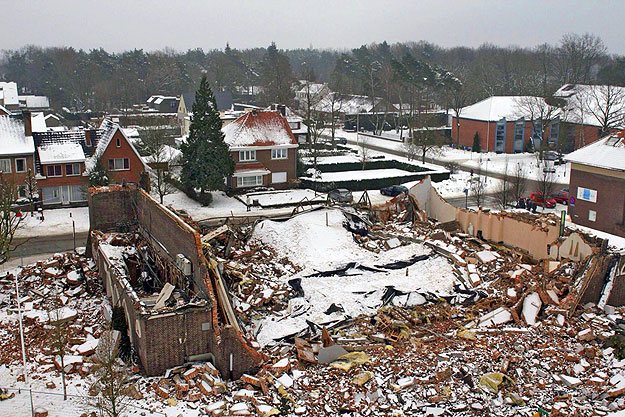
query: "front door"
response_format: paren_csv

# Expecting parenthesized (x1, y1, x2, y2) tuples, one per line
(61, 185, 70, 205)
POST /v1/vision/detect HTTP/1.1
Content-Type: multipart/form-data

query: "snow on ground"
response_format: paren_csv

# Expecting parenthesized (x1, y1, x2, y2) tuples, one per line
(316, 168, 415, 182)
(16, 207, 90, 238)
(243, 189, 326, 207)
(251, 209, 457, 346)
(431, 171, 502, 198)
(161, 190, 248, 220)
(339, 129, 570, 184)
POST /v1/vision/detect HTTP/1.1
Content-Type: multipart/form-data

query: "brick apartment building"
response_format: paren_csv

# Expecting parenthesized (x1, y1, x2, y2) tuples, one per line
(222, 110, 298, 189)
(565, 130, 625, 238)
(451, 95, 604, 154)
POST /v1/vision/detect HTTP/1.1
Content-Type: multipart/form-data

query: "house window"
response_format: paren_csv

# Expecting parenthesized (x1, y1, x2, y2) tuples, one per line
(494, 119, 506, 153)
(46, 165, 62, 177)
(65, 163, 81, 176)
(237, 175, 263, 187)
(588, 210, 596, 222)
(17, 185, 27, 198)
(288, 121, 300, 130)
(239, 150, 256, 162)
(108, 158, 130, 171)
(271, 148, 288, 160)
(116, 138, 121, 148)
(0, 159, 11, 173)
(15, 158, 27, 173)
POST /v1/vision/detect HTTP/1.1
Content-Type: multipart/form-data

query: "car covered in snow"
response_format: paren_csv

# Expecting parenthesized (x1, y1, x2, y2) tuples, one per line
(380, 185, 408, 197)
(327, 188, 353, 204)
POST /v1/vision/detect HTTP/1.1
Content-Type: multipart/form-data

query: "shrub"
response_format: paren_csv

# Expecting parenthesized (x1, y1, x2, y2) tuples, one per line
(472, 132, 481, 153)
(444, 161, 459, 174)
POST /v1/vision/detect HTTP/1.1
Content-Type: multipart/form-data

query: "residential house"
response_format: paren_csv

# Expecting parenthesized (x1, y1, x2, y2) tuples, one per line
(222, 110, 298, 189)
(177, 90, 234, 136)
(146, 95, 180, 113)
(565, 130, 625, 238)
(266, 104, 309, 144)
(1, 81, 50, 114)
(295, 81, 329, 109)
(33, 119, 148, 207)
(0, 82, 19, 112)
(0, 115, 36, 199)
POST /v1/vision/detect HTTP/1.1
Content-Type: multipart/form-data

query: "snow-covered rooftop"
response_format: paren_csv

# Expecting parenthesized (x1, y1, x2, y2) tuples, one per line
(31, 112, 47, 133)
(38, 142, 86, 164)
(222, 110, 297, 147)
(565, 130, 625, 172)
(0, 116, 34, 156)
(460, 96, 543, 122)
(554, 84, 625, 129)
(18, 95, 50, 109)
(0, 82, 19, 106)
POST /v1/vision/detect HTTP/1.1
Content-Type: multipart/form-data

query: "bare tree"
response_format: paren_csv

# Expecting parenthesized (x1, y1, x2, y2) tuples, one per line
(510, 162, 528, 203)
(578, 84, 625, 137)
(357, 134, 370, 170)
(0, 181, 24, 264)
(87, 330, 131, 417)
(411, 128, 445, 164)
(140, 129, 176, 204)
(535, 165, 556, 209)
(494, 158, 513, 209)
(555, 33, 607, 85)
(470, 164, 487, 207)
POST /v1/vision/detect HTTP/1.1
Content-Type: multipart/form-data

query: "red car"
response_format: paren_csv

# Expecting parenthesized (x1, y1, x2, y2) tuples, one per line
(551, 188, 569, 205)
(530, 192, 557, 208)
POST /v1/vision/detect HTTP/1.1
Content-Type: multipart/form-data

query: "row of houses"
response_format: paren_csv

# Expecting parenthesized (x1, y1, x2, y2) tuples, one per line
(0, 112, 147, 207)
(0, 81, 51, 115)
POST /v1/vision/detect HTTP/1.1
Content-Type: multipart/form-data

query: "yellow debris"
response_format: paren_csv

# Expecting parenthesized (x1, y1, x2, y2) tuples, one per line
(330, 352, 371, 371)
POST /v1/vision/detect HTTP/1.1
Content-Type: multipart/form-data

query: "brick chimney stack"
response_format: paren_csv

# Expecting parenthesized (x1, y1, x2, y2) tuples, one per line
(22, 110, 32, 136)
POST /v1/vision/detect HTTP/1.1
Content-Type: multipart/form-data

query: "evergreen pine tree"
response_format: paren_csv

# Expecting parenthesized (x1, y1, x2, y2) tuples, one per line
(180, 75, 234, 204)
(472, 132, 481, 153)
(88, 157, 110, 186)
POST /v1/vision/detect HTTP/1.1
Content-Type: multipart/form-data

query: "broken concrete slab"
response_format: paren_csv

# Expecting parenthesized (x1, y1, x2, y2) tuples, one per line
(318, 345, 348, 364)
(522, 292, 542, 326)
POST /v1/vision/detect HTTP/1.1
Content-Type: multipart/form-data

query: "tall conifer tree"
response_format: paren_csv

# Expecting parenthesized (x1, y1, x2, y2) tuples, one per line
(180, 75, 234, 201)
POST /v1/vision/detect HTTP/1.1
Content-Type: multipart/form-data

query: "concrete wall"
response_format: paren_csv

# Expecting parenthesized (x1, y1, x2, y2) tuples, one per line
(409, 179, 561, 260)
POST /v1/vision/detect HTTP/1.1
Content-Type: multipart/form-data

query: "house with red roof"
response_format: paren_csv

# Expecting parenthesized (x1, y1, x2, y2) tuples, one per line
(222, 110, 298, 189)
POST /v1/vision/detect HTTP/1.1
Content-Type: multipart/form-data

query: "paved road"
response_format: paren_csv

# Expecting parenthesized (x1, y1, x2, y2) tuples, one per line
(12, 231, 89, 258)
(346, 137, 568, 190)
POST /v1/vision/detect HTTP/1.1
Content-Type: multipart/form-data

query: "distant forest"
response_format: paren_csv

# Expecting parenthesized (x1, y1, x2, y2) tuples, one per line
(1, 33, 624, 112)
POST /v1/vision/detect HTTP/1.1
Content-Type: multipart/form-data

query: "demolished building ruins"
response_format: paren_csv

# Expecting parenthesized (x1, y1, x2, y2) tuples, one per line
(87, 185, 264, 377)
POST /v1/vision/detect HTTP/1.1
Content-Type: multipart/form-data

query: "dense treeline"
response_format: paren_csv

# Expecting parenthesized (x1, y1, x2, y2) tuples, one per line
(1, 33, 624, 112)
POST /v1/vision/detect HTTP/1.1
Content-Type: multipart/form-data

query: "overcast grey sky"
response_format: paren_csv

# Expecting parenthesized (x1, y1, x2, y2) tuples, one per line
(2, 0, 624, 54)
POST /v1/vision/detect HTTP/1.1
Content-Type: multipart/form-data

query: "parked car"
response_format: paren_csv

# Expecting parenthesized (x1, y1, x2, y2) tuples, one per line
(530, 192, 557, 208)
(327, 188, 353, 204)
(335, 136, 348, 145)
(551, 188, 569, 205)
(380, 185, 409, 197)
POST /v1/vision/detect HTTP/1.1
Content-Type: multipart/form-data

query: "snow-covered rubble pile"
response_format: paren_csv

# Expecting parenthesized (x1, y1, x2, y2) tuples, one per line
(250, 209, 458, 347)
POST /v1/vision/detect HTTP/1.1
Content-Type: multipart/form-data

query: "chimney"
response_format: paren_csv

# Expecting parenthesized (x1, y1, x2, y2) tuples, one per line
(85, 129, 92, 146)
(277, 104, 286, 117)
(22, 110, 32, 136)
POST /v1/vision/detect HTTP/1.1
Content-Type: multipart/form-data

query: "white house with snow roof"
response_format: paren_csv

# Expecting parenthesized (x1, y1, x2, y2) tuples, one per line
(0, 115, 36, 199)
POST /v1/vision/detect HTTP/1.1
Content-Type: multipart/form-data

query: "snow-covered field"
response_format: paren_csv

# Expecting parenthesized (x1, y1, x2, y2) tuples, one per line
(243, 189, 326, 207)
(315, 168, 416, 182)
(251, 209, 457, 346)
(16, 207, 90, 238)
